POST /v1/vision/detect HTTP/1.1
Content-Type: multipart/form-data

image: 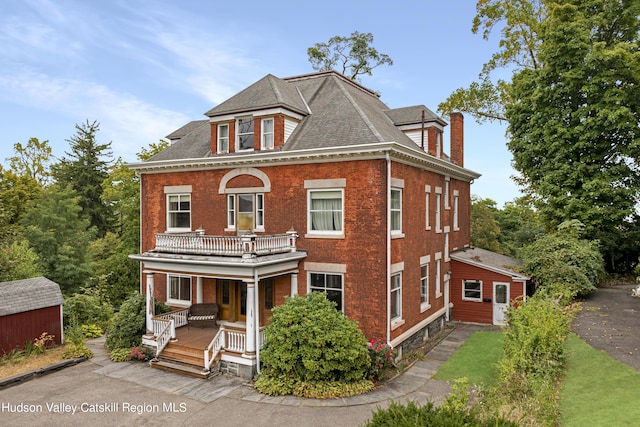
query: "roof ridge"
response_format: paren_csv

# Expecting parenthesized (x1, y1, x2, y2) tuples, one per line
(333, 75, 385, 143)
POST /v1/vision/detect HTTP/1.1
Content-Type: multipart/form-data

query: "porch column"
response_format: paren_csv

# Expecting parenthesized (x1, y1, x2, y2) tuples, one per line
(290, 273, 298, 296)
(145, 271, 155, 332)
(196, 277, 204, 304)
(245, 280, 256, 356)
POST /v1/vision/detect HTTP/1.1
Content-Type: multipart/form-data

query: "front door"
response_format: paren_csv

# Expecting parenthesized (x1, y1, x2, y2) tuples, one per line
(217, 280, 246, 322)
(493, 282, 510, 326)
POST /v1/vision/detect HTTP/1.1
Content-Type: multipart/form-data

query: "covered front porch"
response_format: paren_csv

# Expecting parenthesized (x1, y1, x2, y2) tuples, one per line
(130, 230, 307, 378)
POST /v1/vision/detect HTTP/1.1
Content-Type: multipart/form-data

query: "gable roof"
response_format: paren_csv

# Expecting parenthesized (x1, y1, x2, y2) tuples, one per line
(0, 277, 64, 316)
(450, 247, 530, 281)
(384, 105, 447, 127)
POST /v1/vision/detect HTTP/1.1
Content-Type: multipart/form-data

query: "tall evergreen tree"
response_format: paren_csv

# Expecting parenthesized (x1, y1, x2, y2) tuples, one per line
(52, 120, 114, 237)
(21, 185, 94, 294)
(506, 0, 640, 272)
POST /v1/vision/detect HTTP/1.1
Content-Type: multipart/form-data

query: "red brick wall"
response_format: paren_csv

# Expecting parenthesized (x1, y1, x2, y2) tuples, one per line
(450, 259, 525, 324)
(139, 156, 472, 342)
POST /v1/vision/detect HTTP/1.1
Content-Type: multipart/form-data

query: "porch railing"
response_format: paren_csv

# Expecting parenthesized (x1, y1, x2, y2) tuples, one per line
(204, 326, 226, 372)
(154, 230, 298, 258)
(152, 308, 189, 336)
(155, 318, 173, 356)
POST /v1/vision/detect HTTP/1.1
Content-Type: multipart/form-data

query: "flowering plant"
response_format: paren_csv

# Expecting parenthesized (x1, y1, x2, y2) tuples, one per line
(128, 345, 152, 361)
(367, 338, 397, 381)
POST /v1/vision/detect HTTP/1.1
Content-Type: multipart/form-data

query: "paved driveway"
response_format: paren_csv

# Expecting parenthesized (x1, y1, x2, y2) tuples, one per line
(572, 284, 640, 371)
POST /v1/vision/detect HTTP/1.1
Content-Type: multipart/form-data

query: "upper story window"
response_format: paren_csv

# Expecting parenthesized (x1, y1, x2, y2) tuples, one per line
(308, 189, 343, 235)
(167, 194, 191, 232)
(261, 118, 274, 150)
(227, 193, 264, 232)
(444, 178, 450, 209)
(425, 185, 431, 230)
(435, 188, 442, 233)
(391, 188, 402, 234)
(218, 123, 229, 153)
(453, 191, 460, 230)
(237, 117, 254, 151)
(436, 132, 442, 158)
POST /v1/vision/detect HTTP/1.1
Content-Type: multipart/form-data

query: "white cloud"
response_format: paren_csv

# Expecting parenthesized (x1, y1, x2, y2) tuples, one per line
(0, 71, 189, 161)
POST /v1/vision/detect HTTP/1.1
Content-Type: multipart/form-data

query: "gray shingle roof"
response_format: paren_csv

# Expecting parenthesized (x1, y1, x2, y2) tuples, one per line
(148, 71, 449, 162)
(0, 277, 64, 316)
(450, 247, 529, 280)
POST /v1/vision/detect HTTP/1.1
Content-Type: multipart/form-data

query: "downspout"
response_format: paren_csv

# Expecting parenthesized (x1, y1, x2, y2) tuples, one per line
(254, 268, 260, 375)
(386, 151, 391, 345)
(137, 171, 143, 295)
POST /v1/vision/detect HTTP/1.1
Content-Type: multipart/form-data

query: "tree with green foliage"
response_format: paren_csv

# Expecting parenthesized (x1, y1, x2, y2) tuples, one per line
(470, 196, 502, 252)
(307, 31, 393, 81)
(20, 185, 95, 294)
(52, 120, 114, 238)
(0, 166, 41, 238)
(106, 293, 169, 351)
(521, 221, 605, 301)
(256, 292, 373, 398)
(0, 239, 43, 282)
(495, 196, 544, 257)
(506, 0, 640, 273)
(7, 137, 54, 186)
(63, 293, 113, 331)
(438, 0, 545, 122)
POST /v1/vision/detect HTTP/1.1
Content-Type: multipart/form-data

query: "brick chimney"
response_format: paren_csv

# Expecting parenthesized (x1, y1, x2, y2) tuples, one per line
(450, 112, 464, 167)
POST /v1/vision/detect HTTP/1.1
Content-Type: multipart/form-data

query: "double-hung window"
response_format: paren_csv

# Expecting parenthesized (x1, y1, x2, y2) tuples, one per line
(237, 117, 254, 151)
(217, 123, 229, 153)
(308, 189, 343, 234)
(227, 193, 264, 232)
(425, 185, 431, 230)
(168, 275, 191, 305)
(391, 273, 402, 321)
(420, 264, 429, 307)
(463, 280, 482, 302)
(435, 189, 442, 233)
(391, 188, 402, 234)
(167, 194, 191, 231)
(453, 191, 459, 230)
(310, 272, 343, 311)
(261, 118, 274, 150)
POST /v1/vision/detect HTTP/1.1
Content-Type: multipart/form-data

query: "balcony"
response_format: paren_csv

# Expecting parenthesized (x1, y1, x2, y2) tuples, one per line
(153, 230, 298, 258)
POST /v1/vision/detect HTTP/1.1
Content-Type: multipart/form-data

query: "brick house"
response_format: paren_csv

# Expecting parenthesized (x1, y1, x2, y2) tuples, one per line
(129, 71, 481, 378)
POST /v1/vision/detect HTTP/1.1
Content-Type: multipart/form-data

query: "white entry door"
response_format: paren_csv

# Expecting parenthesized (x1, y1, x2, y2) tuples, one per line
(493, 282, 510, 326)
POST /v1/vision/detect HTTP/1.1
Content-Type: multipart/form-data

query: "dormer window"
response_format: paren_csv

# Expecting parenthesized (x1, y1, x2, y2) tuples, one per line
(217, 123, 229, 153)
(237, 117, 254, 151)
(261, 118, 274, 150)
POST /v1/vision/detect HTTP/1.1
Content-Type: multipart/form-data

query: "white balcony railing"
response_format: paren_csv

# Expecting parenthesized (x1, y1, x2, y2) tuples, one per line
(154, 230, 298, 258)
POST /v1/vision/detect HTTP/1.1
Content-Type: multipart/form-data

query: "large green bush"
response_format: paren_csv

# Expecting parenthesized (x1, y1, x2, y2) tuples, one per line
(63, 293, 113, 330)
(255, 292, 373, 397)
(500, 296, 574, 382)
(105, 294, 169, 351)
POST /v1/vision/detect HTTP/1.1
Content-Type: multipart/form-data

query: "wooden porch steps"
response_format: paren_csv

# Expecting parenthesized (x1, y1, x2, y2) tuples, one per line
(150, 341, 219, 379)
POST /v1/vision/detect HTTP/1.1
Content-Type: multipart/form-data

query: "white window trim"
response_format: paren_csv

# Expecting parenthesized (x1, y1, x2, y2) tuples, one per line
(390, 261, 404, 329)
(308, 271, 344, 312)
(425, 185, 431, 230)
(444, 177, 451, 210)
(463, 280, 483, 302)
(453, 190, 460, 231)
(420, 258, 431, 313)
(435, 187, 442, 233)
(225, 193, 265, 232)
(435, 253, 442, 298)
(217, 123, 229, 154)
(166, 193, 191, 233)
(236, 116, 254, 152)
(444, 230, 450, 262)
(166, 274, 192, 306)
(261, 117, 274, 150)
(306, 188, 344, 238)
(391, 187, 404, 238)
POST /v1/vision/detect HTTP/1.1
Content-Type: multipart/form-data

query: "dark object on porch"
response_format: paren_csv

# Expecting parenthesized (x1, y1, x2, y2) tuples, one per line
(188, 303, 218, 328)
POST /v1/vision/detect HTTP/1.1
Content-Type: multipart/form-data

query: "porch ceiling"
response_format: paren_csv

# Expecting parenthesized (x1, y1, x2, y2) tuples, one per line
(129, 250, 307, 280)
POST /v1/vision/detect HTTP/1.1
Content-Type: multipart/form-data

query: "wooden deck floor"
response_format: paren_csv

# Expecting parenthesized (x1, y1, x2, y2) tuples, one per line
(174, 326, 219, 349)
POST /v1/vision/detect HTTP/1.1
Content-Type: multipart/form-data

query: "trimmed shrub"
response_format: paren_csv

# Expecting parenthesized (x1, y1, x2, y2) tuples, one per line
(256, 292, 373, 397)
(105, 294, 169, 351)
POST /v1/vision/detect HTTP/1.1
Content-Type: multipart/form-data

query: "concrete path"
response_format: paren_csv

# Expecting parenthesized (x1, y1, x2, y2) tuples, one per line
(0, 323, 491, 426)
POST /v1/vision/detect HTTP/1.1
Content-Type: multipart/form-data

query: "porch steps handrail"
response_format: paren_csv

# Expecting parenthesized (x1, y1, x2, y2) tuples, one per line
(155, 318, 173, 356)
(204, 326, 226, 372)
(153, 231, 297, 257)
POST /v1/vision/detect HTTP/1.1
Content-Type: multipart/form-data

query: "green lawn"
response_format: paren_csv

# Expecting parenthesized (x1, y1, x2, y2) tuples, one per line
(560, 333, 640, 426)
(434, 330, 640, 426)
(433, 331, 503, 386)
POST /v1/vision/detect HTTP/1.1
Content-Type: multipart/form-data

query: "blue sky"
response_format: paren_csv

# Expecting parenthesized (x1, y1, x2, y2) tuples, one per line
(0, 0, 522, 206)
